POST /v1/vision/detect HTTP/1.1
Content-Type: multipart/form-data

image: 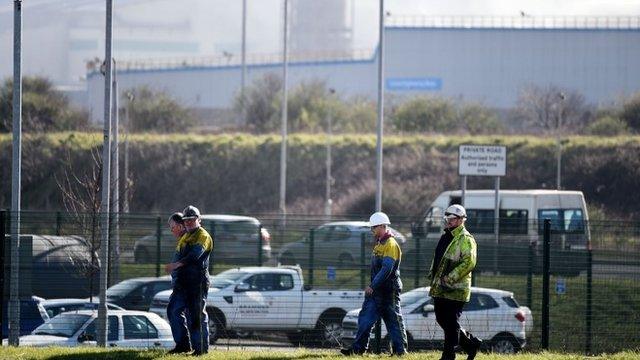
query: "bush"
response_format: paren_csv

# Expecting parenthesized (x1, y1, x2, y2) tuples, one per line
(620, 92, 640, 132)
(126, 86, 197, 132)
(0, 76, 88, 132)
(583, 116, 630, 136)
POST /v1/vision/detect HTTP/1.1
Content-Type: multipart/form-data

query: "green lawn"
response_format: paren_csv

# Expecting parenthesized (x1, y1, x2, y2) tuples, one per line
(0, 348, 639, 360)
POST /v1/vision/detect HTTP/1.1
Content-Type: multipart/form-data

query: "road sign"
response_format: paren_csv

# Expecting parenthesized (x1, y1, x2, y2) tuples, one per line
(556, 278, 566, 295)
(327, 266, 336, 281)
(458, 145, 507, 176)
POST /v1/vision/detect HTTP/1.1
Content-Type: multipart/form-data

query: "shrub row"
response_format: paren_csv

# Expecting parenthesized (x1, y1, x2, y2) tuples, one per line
(0, 133, 638, 218)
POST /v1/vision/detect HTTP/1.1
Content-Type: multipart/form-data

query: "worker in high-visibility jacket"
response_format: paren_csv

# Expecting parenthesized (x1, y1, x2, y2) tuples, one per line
(165, 205, 213, 356)
(341, 212, 407, 356)
(427, 204, 482, 360)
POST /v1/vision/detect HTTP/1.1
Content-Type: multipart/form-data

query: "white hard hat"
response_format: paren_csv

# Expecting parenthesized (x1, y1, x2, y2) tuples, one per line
(445, 204, 467, 218)
(369, 212, 391, 227)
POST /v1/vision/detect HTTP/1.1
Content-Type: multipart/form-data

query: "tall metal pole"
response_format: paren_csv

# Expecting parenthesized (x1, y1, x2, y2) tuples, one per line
(8, 0, 23, 346)
(279, 0, 289, 221)
(375, 0, 385, 211)
(98, 0, 114, 347)
(240, 0, 247, 123)
(493, 177, 500, 274)
(110, 62, 120, 285)
(324, 90, 335, 220)
(123, 91, 134, 213)
(556, 92, 565, 190)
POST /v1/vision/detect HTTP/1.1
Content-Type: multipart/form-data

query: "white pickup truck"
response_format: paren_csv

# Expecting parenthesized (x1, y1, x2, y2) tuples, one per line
(149, 266, 364, 346)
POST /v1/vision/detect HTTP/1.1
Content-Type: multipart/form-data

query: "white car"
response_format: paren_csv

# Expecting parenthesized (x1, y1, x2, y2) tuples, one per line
(341, 287, 533, 354)
(151, 266, 364, 347)
(5, 310, 174, 349)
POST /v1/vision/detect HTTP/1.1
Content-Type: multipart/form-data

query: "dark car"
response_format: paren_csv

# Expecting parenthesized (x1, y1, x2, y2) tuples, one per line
(1, 296, 49, 338)
(277, 221, 407, 267)
(133, 214, 272, 266)
(105, 276, 173, 311)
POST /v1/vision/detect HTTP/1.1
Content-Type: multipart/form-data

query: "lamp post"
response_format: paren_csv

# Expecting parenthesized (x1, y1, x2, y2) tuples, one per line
(325, 88, 336, 220)
(375, 0, 385, 212)
(279, 0, 289, 223)
(556, 92, 565, 190)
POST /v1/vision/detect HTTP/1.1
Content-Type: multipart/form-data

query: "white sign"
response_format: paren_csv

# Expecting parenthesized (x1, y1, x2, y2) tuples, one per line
(458, 145, 507, 176)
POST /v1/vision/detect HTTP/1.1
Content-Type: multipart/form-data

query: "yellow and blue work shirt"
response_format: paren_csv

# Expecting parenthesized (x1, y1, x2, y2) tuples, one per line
(173, 227, 213, 287)
(370, 232, 402, 294)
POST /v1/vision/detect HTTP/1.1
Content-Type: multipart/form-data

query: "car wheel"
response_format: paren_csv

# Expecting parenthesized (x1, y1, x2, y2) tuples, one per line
(207, 309, 225, 344)
(312, 312, 344, 348)
(134, 247, 150, 263)
(279, 252, 296, 265)
(490, 333, 520, 354)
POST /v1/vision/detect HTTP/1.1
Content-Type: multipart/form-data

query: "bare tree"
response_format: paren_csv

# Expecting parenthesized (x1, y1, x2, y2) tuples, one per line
(514, 84, 594, 134)
(55, 148, 103, 299)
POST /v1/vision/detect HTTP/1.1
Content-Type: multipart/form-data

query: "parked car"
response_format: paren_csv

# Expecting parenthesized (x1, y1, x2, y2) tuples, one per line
(3, 235, 99, 299)
(105, 276, 173, 311)
(150, 266, 365, 347)
(341, 286, 533, 354)
(41, 298, 124, 318)
(133, 214, 271, 265)
(2, 309, 173, 348)
(1, 296, 49, 338)
(277, 221, 407, 268)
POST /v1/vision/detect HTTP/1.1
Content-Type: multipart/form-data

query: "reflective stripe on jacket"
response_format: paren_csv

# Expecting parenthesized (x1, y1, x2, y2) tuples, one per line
(427, 224, 476, 302)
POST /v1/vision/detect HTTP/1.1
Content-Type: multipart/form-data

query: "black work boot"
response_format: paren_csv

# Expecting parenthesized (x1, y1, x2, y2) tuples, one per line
(459, 329, 482, 360)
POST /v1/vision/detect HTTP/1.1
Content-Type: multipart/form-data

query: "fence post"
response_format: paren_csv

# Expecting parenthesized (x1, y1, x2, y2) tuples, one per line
(541, 219, 550, 350)
(586, 247, 593, 354)
(414, 232, 420, 289)
(155, 216, 161, 277)
(360, 233, 366, 289)
(308, 228, 314, 288)
(208, 222, 216, 275)
(0, 210, 5, 343)
(527, 241, 534, 309)
(257, 225, 263, 266)
(55, 211, 62, 236)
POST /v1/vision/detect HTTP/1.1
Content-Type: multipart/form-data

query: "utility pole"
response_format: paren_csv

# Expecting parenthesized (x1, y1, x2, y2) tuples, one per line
(375, 0, 385, 211)
(110, 61, 120, 285)
(9, 0, 23, 345)
(240, 0, 247, 124)
(279, 0, 289, 224)
(98, 0, 114, 347)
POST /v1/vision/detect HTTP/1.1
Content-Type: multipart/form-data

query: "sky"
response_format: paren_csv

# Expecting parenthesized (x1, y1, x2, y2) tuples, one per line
(0, 0, 638, 83)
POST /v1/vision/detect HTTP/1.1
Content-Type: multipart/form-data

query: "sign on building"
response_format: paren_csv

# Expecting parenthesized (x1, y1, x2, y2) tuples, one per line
(458, 145, 507, 176)
(386, 77, 442, 91)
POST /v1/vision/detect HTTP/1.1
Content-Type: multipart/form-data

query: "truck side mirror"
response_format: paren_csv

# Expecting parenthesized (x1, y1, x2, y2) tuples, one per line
(422, 304, 434, 317)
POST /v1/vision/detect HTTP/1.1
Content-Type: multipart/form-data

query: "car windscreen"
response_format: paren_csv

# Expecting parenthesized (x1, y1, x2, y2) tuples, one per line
(211, 271, 248, 289)
(400, 288, 428, 307)
(106, 279, 143, 299)
(32, 313, 91, 337)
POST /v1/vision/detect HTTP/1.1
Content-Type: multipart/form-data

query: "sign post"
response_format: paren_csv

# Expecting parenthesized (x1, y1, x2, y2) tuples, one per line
(458, 145, 507, 274)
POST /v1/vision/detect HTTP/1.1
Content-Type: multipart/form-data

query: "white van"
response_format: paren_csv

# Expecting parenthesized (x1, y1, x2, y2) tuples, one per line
(410, 190, 590, 275)
(413, 189, 590, 249)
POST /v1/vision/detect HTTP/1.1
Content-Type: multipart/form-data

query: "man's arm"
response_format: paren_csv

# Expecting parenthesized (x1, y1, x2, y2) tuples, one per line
(444, 236, 477, 284)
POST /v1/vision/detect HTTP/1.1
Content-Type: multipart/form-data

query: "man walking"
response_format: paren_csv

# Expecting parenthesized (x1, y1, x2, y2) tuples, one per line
(165, 212, 191, 354)
(341, 211, 407, 356)
(427, 204, 482, 360)
(165, 205, 213, 356)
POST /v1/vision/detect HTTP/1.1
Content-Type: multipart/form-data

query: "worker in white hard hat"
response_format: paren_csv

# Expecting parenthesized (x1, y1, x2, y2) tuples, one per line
(427, 204, 481, 360)
(341, 211, 407, 356)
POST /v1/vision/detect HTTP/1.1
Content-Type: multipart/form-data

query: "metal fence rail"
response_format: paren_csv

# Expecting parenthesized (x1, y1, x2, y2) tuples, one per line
(1, 210, 639, 354)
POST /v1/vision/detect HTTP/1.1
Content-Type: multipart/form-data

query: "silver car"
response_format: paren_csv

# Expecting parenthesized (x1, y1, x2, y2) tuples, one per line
(277, 221, 406, 268)
(133, 214, 272, 265)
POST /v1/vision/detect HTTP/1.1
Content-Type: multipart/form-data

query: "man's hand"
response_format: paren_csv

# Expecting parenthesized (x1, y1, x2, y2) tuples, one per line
(164, 262, 183, 274)
(439, 276, 453, 290)
(364, 286, 374, 296)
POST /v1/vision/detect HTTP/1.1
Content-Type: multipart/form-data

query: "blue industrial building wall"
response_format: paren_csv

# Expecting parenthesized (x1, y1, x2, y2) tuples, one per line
(86, 25, 640, 121)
